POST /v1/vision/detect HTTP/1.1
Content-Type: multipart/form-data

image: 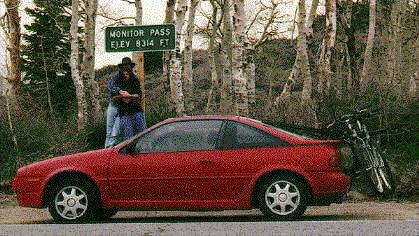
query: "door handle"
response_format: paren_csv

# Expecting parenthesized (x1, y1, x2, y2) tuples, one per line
(199, 160, 214, 164)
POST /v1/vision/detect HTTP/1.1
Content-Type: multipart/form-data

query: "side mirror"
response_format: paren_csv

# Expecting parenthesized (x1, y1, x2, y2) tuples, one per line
(120, 142, 136, 155)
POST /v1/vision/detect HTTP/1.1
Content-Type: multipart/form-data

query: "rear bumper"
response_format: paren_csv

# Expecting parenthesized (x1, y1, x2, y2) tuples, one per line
(307, 171, 351, 204)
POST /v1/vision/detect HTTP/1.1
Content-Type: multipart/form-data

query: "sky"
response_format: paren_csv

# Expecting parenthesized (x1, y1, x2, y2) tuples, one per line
(0, 0, 209, 76)
(0, 0, 304, 77)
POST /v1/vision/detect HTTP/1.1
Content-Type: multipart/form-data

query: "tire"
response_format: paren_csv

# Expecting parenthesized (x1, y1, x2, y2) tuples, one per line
(48, 178, 99, 222)
(359, 146, 395, 197)
(257, 175, 308, 219)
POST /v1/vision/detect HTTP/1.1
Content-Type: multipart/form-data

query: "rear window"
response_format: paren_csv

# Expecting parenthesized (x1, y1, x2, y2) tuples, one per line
(245, 118, 313, 140)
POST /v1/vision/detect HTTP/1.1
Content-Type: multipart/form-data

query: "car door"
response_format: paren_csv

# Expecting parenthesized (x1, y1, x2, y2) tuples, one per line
(107, 119, 224, 203)
(217, 120, 290, 200)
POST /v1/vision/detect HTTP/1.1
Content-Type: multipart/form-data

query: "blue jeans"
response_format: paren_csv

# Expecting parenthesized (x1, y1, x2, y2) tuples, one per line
(104, 103, 121, 148)
(120, 112, 147, 140)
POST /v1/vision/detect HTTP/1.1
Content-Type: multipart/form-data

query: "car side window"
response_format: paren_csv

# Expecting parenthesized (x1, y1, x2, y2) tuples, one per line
(223, 121, 289, 149)
(132, 120, 223, 154)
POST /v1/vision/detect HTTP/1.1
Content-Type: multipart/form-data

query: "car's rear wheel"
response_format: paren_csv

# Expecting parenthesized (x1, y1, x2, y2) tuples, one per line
(48, 178, 98, 222)
(258, 175, 308, 219)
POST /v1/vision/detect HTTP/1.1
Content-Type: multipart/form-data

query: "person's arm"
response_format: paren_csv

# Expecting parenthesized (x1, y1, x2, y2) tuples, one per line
(113, 92, 137, 101)
(129, 78, 142, 101)
(108, 73, 121, 96)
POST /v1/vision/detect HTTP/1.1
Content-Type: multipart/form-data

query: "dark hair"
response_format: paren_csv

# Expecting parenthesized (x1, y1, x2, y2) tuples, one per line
(118, 68, 135, 81)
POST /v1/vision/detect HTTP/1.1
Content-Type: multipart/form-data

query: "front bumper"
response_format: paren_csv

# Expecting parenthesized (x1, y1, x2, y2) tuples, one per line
(12, 177, 44, 208)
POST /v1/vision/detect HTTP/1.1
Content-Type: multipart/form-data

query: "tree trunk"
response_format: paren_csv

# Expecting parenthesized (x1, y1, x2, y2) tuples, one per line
(132, 0, 143, 75)
(163, 0, 175, 91)
(132, 0, 145, 111)
(339, 0, 358, 94)
(245, 46, 256, 105)
(318, 0, 336, 95)
(5, 0, 21, 102)
(41, 46, 54, 114)
(168, 0, 186, 116)
(206, 1, 219, 113)
(360, 0, 377, 91)
(82, 0, 100, 121)
(184, 0, 200, 113)
(5, 88, 20, 166)
(279, 0, 312, 101)
(242, 1, 255, 106)
(306, 0, 319, 38)
(219, 0, 233, 113)
(408, 73, 417, 98)
(232, 0, 248, 116)
(70, 0, 88, 131)
(387, 0, 407, 92)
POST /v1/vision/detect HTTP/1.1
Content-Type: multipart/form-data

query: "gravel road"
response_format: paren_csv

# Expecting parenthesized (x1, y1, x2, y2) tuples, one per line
(0, 192, 417, 224)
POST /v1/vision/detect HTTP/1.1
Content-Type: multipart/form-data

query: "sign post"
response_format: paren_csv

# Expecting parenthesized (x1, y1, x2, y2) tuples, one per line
(105, 24, 175, 112)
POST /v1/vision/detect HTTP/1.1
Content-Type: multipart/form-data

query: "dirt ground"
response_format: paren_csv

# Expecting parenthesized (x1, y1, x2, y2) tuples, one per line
(0, 191, 417, 224)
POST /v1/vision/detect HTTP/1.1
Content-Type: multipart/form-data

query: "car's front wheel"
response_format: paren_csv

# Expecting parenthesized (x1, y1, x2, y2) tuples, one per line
(258, 175, 308, 219)
(48, 179, 98, 222)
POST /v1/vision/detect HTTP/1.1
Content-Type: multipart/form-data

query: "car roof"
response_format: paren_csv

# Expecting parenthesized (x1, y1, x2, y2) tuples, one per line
(146, 115, 340, 146)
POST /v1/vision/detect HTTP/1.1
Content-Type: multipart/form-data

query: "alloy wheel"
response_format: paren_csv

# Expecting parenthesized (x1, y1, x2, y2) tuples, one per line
(264, 180, 301, 216)
(54, 186, 88, 220)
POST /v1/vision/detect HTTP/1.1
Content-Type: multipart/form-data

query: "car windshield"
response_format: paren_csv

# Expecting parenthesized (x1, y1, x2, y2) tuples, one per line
(245, 118, 312, 140)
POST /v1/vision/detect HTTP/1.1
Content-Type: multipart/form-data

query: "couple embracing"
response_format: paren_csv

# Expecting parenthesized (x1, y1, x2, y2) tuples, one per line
(104, 57, 147, 148)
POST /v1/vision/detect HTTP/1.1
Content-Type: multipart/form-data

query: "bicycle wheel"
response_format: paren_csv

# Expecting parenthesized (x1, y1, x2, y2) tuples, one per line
(361, 145, 395, 196)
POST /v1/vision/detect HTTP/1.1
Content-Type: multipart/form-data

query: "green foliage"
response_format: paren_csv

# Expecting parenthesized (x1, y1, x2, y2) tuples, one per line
(0, 102, 86, 182)
(21, 0, 75, 114)
(143, 72, 177, 127)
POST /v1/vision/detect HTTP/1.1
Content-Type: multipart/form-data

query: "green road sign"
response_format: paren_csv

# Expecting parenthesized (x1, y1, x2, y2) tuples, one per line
(105, 24, 175, 52)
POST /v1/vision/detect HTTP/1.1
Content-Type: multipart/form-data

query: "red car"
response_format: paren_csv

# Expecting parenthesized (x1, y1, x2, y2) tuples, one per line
(12, 116, 351, 221)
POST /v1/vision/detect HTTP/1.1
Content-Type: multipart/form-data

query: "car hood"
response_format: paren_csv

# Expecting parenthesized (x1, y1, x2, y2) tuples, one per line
(15, 149, 113, 178)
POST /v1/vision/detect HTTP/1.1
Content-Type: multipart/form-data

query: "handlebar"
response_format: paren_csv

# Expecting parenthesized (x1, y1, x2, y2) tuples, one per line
(355, 107, 382, 119)
(325, 107, 383, 129)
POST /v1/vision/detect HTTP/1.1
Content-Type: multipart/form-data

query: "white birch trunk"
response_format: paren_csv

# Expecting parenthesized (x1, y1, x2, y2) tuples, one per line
(279, 0, 312, 101)
(317, 0, 336, 95)
(206, 1, 219, 113)
(169, 0, 186, 115)
(132, 0, 143, 76)
(360, 0, 376, 90)
(306, 0, 319, 38)
(71, 0, 88, 131)
(242, 1, 255, 106)
(184, 0, 200, 113)
(219, 0, 233, 113)
(5, 0, 21, 102)
(163, 0, 175, 90)
(232, 0, 248, 116)
(82, 0, 100, 120)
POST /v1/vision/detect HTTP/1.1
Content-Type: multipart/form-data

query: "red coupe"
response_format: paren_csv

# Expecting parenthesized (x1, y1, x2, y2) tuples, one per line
(12, 116, 351, 221)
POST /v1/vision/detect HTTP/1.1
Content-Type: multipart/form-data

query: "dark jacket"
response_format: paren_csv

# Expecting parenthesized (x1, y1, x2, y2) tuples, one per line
(113, 73, 143, 115)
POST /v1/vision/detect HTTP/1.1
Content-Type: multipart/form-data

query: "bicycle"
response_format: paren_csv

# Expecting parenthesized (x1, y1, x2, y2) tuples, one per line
(325, 107, 395, 196)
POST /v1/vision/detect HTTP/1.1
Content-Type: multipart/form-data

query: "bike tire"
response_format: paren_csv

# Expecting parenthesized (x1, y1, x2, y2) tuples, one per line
(359, 145, 395, 197)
